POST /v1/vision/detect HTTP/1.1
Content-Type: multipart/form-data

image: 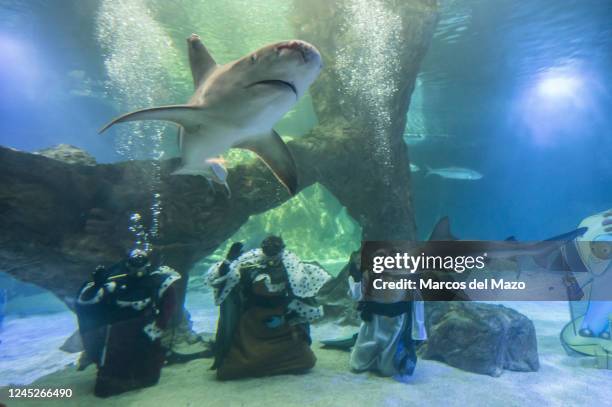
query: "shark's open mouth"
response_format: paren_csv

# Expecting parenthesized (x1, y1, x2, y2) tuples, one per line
(247, 80, 298, 98)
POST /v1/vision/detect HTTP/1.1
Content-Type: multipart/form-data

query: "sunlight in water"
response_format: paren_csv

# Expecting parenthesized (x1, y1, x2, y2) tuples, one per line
(516, 64, 601, 146)
(0, 34, 41, 101)
(537, 74, 582, 100)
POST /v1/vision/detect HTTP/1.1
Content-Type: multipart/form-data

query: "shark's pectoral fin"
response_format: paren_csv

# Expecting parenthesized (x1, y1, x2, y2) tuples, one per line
(236, 130, 298, 195)
(99, 105, 202, 134)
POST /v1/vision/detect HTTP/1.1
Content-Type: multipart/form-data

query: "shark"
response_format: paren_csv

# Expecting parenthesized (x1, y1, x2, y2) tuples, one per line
(100, 34, 323, 195)
(425, 216, 587, 262)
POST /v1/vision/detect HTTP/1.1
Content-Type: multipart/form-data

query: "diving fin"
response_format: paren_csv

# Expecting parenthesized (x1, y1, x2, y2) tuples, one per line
(235, 130, 298, 195)
(320, 333, 358, 351)
(166, 349, 214, 365)
(99, 105, 202, 134)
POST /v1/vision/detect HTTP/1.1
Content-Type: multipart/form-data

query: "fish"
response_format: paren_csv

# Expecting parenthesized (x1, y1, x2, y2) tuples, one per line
(425, 166, 483, 180)
(404, 132, 426, 145)
(100, 34, 323, 195)
(409, 163, 420, 172)
(205, 158, 231, 197)
(403, 132, 452, 146)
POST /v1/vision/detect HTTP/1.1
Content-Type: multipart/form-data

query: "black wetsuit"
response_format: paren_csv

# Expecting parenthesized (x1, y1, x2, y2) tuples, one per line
(75, 263, 180, 397)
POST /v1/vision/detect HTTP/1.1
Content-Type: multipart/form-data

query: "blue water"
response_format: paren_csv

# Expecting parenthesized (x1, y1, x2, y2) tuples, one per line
(411, 0, 612, 241)
(0, 0, 610, 236)
(0, 1, 119, 161)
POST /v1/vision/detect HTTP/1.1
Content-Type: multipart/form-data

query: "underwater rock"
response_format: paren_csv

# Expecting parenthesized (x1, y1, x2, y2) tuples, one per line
(418, 302, 540, 377)
(34, 144, 97, 166)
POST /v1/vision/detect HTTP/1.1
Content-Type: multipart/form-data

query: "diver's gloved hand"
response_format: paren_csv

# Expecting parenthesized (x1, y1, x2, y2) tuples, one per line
(226, 242, 244, 262)
(92, 265, 107, 288)
(348, 262, 362, 283)
(218, 242, 244, 277)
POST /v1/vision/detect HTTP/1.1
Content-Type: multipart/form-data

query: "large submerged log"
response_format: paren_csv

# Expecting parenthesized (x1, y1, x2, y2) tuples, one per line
(0, 0, 438, 307)
(0, 146, 293, 304)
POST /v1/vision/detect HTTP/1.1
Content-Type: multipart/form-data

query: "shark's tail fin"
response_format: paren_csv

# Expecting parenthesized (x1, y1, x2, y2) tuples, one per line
(425, 165, 434, 177)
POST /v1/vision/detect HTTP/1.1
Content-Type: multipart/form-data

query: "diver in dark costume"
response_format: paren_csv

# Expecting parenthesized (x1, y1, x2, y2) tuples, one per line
(75, 249, 181, 397)
(207, 236, 330, 380)
(210, 241, 244, 370)
(348, 249, 427, 382)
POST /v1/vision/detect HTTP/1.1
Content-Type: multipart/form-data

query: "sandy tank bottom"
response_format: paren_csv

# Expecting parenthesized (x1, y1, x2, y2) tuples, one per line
(1, 301, 611, 407)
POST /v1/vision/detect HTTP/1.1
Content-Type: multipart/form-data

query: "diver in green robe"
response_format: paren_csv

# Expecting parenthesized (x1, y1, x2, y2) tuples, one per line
(210, 242, 244, 370)
(207, 236, 330, 380)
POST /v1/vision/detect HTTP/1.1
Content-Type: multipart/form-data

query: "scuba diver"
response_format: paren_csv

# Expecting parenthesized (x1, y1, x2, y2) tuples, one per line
(558, 209, 612, 355)
(346, 248, 427, 382)
(75, 249, 181, 397)
(206, 235, 330, 380)
(208, 241, 244, 371)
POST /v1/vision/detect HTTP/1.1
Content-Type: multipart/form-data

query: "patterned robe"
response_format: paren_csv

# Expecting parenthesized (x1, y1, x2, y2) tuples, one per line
(206, 249, 330, 379)
(76, 266, 181, 397)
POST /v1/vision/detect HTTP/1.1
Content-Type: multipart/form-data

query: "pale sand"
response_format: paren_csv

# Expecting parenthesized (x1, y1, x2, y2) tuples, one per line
(2, 302, 611, 407)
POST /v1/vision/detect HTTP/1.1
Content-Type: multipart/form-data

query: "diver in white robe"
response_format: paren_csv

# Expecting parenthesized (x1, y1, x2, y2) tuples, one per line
(348, 267, 427, 382)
